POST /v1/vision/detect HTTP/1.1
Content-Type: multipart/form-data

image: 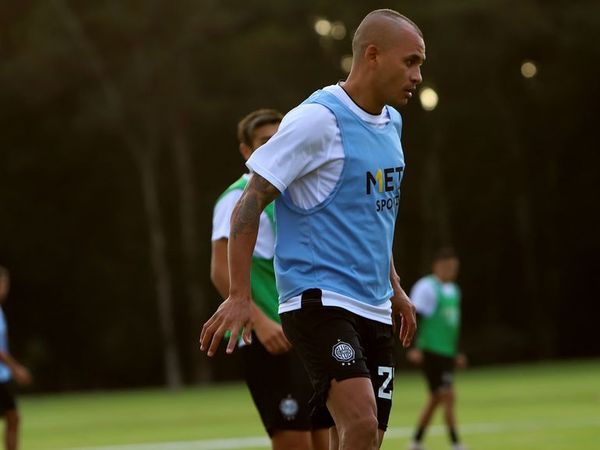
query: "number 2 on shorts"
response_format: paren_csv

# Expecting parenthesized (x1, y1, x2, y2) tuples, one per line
(377, 366, 394, 399)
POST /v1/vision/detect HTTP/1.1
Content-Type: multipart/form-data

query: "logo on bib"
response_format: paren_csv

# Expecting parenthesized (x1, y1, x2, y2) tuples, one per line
(280, 396, 299, 420)
(332, 340, 355, 365)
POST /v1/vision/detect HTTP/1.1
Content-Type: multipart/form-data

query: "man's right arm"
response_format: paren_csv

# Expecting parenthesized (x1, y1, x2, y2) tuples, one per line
(200, 174, 281, 356)
(0, 351, 32, 385)
(210, 236, 291, 355)
(227, 174, 281, 298)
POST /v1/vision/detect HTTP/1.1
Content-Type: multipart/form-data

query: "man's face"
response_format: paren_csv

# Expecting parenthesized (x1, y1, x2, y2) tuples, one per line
(377, 25, 425, 107)
(434, 257, 460, 283)
(250, 123, 279, 152)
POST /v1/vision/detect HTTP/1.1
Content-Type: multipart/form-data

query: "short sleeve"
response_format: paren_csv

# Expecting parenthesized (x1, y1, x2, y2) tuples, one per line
(211, 190, 243, 241)
(246, 103, 339, 192)
(410, 278, 438, 317)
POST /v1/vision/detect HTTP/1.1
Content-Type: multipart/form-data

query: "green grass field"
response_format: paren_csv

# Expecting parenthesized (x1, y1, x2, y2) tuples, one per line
(20, 359, 600, 450)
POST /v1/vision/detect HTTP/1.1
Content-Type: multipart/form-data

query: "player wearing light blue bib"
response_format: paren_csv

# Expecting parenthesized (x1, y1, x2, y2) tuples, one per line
(0, 311, 11, 384)
(0, 267, 32, 450)
(276, 89, 404, 319)
(272, 84, 406, 434)
(201, 9, 424, 450)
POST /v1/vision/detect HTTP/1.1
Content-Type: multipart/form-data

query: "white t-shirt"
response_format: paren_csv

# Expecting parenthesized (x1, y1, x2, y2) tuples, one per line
(246, 84, 395, 323)
(211, 174, 275, 259)
(410, 276, 460, 317)
(246, 84, 391, 209)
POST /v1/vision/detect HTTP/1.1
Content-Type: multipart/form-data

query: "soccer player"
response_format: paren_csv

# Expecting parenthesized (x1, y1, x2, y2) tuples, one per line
(0, 267, 32, 450)
(211, 109, 330, 450)
(406, 248, 467, 450)
(201, 9, 423, 450)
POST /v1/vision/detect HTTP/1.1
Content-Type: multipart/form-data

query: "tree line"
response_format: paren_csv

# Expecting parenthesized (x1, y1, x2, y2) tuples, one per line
(0, 0, 598, 391)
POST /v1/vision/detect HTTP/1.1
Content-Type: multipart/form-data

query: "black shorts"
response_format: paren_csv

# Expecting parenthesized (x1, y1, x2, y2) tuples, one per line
(280, 295, 395, 431)
(240, 331, 333, 436)
(422, 351, 455, 392)
(0, 382, 17, 415)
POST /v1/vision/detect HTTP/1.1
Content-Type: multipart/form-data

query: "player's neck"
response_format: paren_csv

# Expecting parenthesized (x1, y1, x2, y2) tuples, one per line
(340, 78, 384, 115)
(433, 274, 450, 283)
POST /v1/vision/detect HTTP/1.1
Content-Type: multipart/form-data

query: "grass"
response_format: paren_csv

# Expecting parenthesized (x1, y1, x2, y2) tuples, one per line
(19, 359, 600, 450)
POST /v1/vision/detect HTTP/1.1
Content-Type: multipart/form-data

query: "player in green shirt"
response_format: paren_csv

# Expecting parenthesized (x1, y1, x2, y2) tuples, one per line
(210, 109, 330, 450)
(407, 248, 467, 450)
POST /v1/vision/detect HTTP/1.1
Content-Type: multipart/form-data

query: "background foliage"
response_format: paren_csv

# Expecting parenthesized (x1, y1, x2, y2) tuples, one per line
(0, 0, 598, 390)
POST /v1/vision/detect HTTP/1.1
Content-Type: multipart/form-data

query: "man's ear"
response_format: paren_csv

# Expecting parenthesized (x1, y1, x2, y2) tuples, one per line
(239, 142, 253, 161)
(364, 44, 380, 63)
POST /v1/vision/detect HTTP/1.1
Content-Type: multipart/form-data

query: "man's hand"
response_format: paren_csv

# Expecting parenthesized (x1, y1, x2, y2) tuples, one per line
(0, 352, 32, 385)
(455, 352, 468, 369)
(12, 364, 32, 386)
(200, 296, 253, 356)
(253, 311, 291, 355)
(406, 348, 423, 366)
(391, 291, 417, 348)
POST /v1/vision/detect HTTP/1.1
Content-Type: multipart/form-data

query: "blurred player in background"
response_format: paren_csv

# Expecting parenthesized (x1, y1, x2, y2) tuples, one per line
(406, 248, 467, 450)
(210, 109, 330, 450)
(0, 267, 32, 450)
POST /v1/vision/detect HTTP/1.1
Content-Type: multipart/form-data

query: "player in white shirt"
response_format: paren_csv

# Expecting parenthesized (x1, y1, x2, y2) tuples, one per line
(211, 110, 330, 450)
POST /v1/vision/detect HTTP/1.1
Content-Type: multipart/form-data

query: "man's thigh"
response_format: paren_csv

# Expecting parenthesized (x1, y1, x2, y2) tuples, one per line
(359, 316, 394, 430)
(281, 304, 395, 429)
(281, 305, 370, 405)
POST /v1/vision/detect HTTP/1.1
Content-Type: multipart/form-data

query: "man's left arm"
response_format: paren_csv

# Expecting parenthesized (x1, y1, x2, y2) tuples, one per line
(389, 255, 416, 348)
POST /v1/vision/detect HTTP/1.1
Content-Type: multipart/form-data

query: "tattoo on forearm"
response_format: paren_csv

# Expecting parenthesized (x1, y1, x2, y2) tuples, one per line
(231, 192, 260, 239)
(231, 174, 279, 239)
